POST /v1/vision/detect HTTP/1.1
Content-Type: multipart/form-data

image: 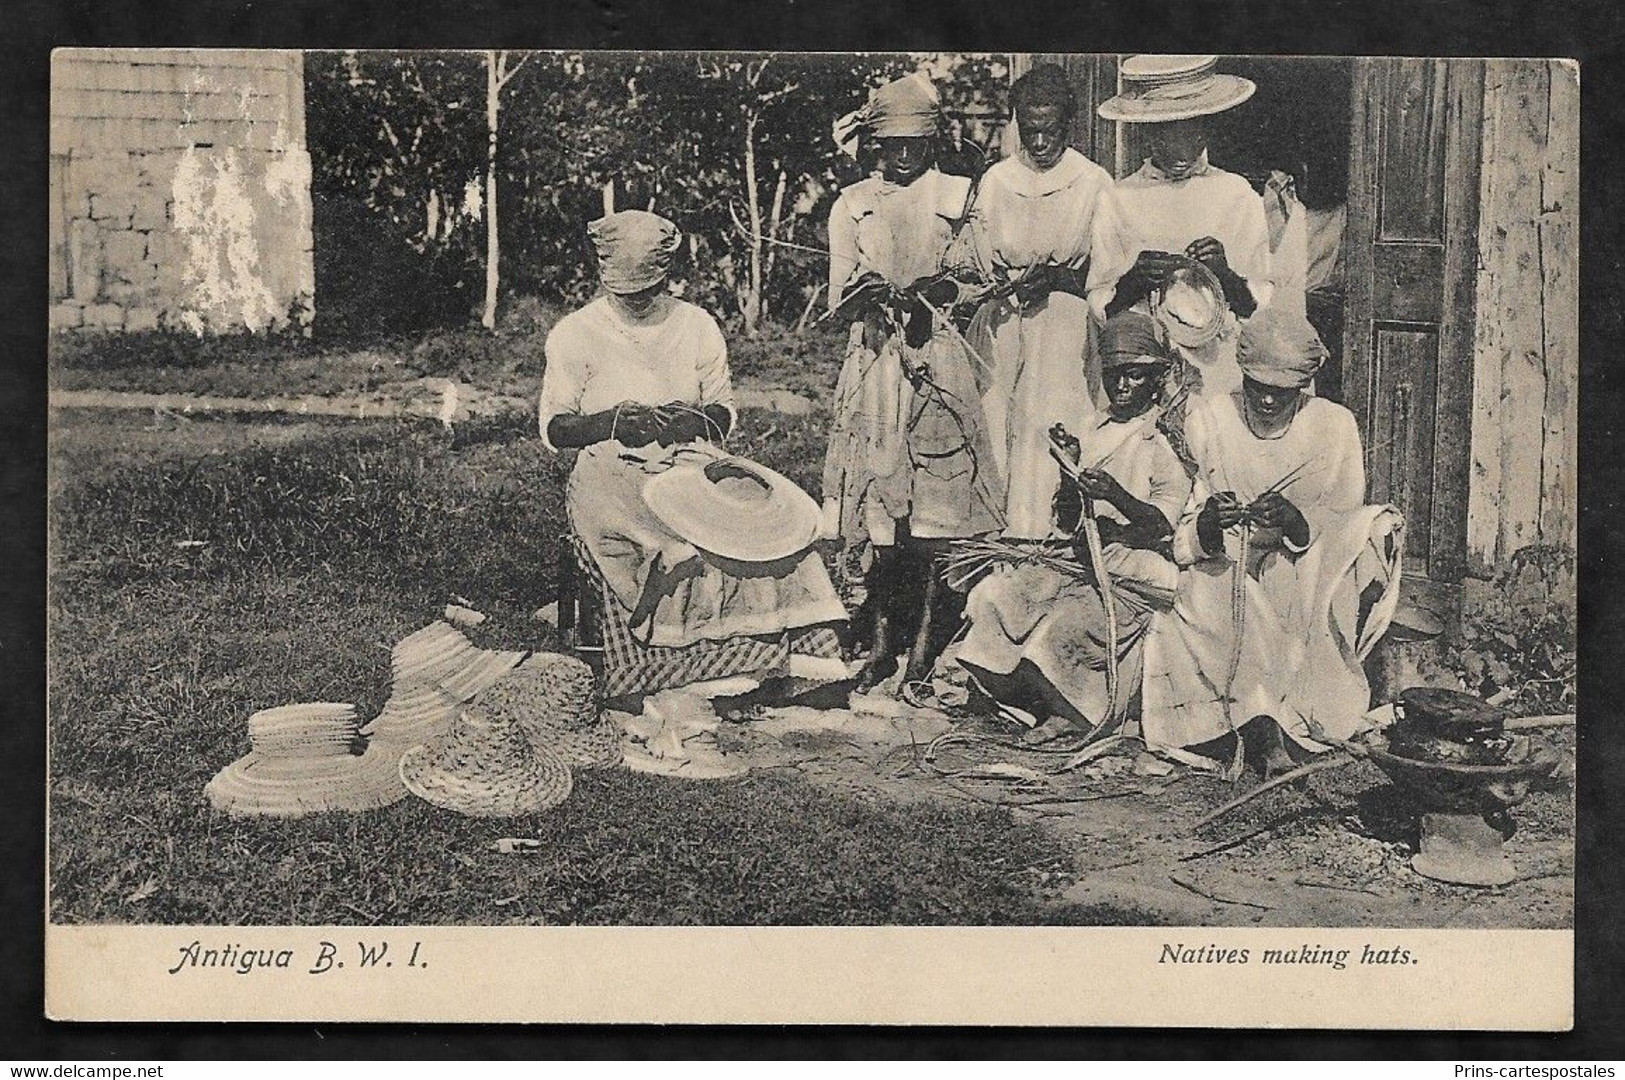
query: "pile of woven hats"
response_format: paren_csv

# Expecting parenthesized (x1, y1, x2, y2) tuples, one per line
(205, 621, 625, 820)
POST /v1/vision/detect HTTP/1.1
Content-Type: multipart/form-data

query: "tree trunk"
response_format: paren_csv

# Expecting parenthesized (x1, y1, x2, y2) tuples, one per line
(762, 166, 788, 319)
(742, 112, 763, 336)
(481, 51, 500, 332)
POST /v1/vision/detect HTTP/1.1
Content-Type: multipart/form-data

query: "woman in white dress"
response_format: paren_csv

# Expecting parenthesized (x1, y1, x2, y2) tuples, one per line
(1140, 307, 1404, 776)
(1086, 55, 1274, 403)
(958, 312, 1190, 743)
(540, 210, 847, 776)
(959, 64, 1116, 540)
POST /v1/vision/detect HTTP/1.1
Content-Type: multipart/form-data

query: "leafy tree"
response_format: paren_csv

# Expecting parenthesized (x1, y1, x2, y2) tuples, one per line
(305, 51, 1010, 341)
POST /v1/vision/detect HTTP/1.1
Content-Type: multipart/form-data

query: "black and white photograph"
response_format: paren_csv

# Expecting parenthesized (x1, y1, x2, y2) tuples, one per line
(43, 48, 1578, 1025)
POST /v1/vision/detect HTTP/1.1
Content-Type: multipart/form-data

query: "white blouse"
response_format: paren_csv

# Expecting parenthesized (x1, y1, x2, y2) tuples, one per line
(1086, 159, 1275, 321)
(537, 295, 736, 451)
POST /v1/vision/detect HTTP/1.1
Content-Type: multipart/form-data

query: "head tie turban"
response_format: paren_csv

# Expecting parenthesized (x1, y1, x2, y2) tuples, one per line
(588, 210, 681, 294)
(1236, 305, 1330, 389)
(833, 73, 941, 158)
(1099, 311, 1169, 369)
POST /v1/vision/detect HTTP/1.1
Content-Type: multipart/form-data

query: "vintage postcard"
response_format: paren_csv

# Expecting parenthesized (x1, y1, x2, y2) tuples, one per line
(45, 50, 1577, 1027)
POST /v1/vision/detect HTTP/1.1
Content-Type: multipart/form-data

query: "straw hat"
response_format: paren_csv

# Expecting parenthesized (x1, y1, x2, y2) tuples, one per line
(361, 621, 526, 745)
(205, 703, 409, 817)
(642, 454, 821, 563)
(399, 706, 574, 818)
(1152, 260, 1229, 350)
(1098, 55, 1256, 124)
(477, 652, 624, 771)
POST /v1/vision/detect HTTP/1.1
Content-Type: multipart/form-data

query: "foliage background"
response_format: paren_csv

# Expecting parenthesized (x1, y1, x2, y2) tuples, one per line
(304, 51, 1009, 342)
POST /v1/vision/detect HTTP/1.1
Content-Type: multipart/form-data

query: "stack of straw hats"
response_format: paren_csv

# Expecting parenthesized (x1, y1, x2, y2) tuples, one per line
(396, 652, 622, 817)
(362, 621, 527, 748)
(205, 703, 408, 817)
(206, 618, 633, 820)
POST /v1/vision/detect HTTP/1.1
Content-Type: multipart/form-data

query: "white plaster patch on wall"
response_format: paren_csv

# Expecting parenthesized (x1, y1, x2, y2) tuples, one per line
(171, 144, 281, 333)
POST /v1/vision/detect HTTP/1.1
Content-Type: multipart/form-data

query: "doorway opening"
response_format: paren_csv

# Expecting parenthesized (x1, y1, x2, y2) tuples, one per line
(1208, 57, 1354, 402)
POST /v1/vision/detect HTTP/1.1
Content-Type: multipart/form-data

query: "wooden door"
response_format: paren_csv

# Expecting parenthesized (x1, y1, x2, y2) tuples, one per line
(1343, 58, 1484, 597)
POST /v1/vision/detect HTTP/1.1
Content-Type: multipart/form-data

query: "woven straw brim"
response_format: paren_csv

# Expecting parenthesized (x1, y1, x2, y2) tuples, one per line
(522, 713, 625, 770)
(642, 457, 821, 563)
(1097, 75, 1256, 123)
(360, 683, 462, 743)
(205, 747, 408, 817)
(438, 648, 528, 702)
(399, 740, 574, 818)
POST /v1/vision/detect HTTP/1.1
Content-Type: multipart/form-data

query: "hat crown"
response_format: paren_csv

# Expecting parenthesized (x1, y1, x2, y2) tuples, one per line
(247, 704, 361, 759)
(1120, 54, 1219, 86)
(478, 652, 600, 733)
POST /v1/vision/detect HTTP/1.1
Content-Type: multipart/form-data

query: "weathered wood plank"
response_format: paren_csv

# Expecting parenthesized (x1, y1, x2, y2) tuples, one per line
(1342, 59, 1384, 449)
(1430, 58, 1485, 582)
(54, 48, 298, 72)
(1469, 60, 1554, 570)
(1539, 59, 1579, 552)
(53, 115, 291, 153)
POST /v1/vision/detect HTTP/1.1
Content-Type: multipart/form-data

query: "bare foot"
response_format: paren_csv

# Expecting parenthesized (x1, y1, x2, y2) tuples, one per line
(1021, 715, 1078, 746)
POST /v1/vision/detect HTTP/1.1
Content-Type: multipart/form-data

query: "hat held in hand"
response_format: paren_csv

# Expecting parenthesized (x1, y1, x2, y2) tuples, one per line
(642, 452, 821, 564)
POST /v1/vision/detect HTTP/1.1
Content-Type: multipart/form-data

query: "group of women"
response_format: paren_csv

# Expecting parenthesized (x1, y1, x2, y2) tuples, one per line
(537, 55, 1404, 780)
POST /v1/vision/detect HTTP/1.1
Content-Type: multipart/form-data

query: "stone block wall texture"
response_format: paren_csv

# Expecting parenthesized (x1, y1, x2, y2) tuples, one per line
(49, 49, 315, 333)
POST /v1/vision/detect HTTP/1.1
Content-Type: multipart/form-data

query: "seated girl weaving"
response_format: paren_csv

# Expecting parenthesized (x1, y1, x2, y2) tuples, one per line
(956, 312, 1192, 744)
(538, 210, 848, 779)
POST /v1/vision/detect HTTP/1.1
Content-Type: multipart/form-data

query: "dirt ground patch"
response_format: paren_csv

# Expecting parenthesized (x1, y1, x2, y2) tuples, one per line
(720, 688, 1574, 929)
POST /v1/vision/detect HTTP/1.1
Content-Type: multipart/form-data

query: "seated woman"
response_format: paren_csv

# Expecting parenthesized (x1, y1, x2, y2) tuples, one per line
(1140, 306, 1403, 777)
(957, 312, 1192, 743)
(539, 209, 848, 777)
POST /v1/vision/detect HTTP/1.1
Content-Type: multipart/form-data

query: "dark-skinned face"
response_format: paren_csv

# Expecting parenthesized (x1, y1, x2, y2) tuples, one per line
(877, 136, 933, 185)
(1105, 362, 1163, 421)
(1241, 375, 1304, 423)
(1146, 119, 1208, 180)
(1016, 102, 1069, 170)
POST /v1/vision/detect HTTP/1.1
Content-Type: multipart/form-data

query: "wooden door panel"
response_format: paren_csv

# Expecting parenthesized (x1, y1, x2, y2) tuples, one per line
(1378, 60, 1449, 242)
(1344, 57, 1482, 590)
(1369, 328, 1441, 570)
(1371, 245, 1445, 323)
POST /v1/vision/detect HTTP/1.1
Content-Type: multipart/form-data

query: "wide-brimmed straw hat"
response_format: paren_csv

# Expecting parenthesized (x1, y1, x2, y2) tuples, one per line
(362, 621, 526, 746)
(205, 703, 408, 817)
(642, 452, 821, 564)
(477, 652, 623, 770)
(1152, 260, 1229, 350)
(399, 706, 574, 818)
(1098, 55, 1256, 124)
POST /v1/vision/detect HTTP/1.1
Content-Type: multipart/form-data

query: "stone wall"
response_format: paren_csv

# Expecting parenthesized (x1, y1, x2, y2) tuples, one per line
(49, 49, 315, 334)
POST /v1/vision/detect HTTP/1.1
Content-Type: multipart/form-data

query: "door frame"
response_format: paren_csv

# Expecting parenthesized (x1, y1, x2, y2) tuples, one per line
(1341, 57, 1484, 615)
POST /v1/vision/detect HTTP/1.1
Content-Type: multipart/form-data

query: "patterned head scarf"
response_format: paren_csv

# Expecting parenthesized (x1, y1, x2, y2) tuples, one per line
(1236, 305, 1329, 389)
(833, 73, 941, 158)
(588, 210, 682, 294)
(1099, 311, 1169, 370)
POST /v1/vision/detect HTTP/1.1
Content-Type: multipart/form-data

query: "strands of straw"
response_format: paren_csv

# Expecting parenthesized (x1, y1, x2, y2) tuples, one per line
(1050, 439, 1120, 724)
(1220, 523, 1252, 782)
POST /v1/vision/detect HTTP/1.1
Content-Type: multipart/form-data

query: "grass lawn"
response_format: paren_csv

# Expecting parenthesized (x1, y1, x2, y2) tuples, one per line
(48, 314, 847, 405)
(48, 405, 1155, 926)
